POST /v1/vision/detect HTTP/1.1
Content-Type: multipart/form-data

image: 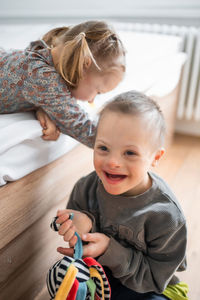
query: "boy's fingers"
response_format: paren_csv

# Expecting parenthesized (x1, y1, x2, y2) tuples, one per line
(57, 247, 74, 257)
(69, 235, 78, 248)
(56, 212, 71, 224)
(56, 209, 68, 217)
(82, 243, 95, 257)
(58, 219, 73, 235)
(82, 233, 98, 242)
(63, 225, 76, 242)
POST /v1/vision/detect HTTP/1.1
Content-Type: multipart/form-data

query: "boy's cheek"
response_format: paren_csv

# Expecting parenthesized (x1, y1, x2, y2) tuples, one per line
(93, 156, 102, 172)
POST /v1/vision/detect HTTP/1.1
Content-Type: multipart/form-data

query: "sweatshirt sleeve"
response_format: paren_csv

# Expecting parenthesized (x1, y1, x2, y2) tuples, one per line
(66, 173, 100, 232)
(23, 55, 96, 148)
(98, 217, 187, 294)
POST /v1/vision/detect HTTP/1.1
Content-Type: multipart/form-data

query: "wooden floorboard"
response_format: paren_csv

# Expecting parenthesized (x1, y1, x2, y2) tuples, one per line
(36, 134, 200, 300)
(155, 134, 200, 299)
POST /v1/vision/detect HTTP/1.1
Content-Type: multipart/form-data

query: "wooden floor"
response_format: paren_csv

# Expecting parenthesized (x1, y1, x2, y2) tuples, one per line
(37, 133, 200, 300)
(155, 134, 200, 299)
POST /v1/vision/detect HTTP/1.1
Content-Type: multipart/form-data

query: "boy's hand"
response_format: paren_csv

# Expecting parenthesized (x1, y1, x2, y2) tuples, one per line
(36, 108, 60, 141)
(56, 209, 93, 256)
(82, 232, 110, 258)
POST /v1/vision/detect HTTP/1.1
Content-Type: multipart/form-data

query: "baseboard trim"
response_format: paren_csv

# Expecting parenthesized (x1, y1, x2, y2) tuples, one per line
(175, 119, 200, 137)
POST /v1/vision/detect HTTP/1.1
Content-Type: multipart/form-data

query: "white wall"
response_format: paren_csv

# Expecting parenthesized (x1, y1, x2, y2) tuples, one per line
(1, 0, 200, 26)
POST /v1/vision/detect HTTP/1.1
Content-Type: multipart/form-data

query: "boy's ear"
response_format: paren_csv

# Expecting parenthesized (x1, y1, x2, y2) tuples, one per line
(151, 148, 165, 167)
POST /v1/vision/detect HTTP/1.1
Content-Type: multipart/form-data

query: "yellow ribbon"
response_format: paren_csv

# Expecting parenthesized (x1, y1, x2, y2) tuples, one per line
(55, 264, 78, 300)
(89, 267, 105, 300)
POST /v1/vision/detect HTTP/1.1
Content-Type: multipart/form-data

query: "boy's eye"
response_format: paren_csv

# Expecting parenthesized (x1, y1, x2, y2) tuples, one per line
(125, 150, 136, 156)
(98, 145, 108, 151)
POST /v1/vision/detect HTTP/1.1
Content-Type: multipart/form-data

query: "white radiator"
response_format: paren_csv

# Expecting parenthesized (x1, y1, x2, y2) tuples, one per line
(115, 23, 200, 134)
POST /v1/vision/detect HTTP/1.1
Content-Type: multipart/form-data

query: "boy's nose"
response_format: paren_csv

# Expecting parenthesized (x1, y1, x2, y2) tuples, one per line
(106, 155, 121, 169)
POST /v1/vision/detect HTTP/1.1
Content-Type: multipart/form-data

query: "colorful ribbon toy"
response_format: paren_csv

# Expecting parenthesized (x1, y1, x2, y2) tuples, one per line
(47, 214, 111, 300)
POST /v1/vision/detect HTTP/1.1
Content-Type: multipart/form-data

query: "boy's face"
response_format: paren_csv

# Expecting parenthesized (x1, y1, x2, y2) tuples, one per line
(94, 111, 164, 196)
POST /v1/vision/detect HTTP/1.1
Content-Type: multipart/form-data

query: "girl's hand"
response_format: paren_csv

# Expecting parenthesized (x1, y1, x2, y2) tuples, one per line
(82, 232, 110, 258)
(36, 108, 60, 141)
(56, 209, 93, 256)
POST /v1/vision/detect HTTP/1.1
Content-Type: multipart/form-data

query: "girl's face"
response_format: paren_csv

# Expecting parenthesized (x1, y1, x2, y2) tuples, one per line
(94, 111, 164, 196)
(70, 69, 124, 103)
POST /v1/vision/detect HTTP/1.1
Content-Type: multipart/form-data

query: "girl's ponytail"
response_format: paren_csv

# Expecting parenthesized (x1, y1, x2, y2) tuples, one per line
(42, 27, 70, 48)
(59, 32, 100, 87)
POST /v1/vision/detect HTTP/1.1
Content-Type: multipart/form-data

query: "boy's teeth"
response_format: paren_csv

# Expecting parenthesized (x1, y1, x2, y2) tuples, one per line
(108, 173, 126, 179)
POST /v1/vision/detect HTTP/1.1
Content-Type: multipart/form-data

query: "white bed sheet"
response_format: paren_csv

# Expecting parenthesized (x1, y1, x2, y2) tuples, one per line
(0, 23, 186, 185)
(0, 112, 78, 186)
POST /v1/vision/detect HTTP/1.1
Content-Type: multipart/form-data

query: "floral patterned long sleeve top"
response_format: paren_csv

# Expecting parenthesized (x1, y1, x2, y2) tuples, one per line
(0, 40, 96, 148)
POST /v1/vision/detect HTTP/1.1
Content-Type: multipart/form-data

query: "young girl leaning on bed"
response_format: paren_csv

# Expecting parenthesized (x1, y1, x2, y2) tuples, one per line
(0, 20, 125, 147)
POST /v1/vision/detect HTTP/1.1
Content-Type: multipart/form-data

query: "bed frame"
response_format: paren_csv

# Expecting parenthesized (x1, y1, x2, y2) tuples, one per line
(0, 83, 180, 299)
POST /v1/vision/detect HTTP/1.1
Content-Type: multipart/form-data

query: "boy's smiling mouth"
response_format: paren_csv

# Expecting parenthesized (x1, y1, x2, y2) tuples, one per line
(104, 171, 127, 184)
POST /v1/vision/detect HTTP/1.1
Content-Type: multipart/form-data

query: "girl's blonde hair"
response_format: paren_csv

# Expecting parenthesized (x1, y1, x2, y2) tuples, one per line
(42, 20, 125, 87)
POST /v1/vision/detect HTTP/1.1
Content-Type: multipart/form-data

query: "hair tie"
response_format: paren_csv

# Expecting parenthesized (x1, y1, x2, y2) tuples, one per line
(79, 32, 86, 38)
